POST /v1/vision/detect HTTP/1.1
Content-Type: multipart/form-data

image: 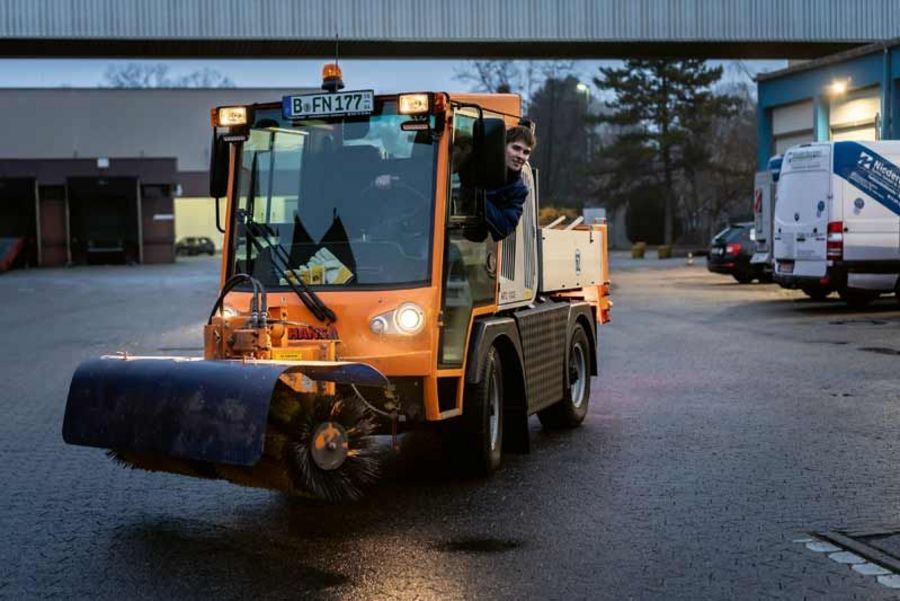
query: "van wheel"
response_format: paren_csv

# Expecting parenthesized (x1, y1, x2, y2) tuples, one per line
(538, 326, 591, 429)
(801, 286, 830, 301)
(456, 346, 503, 476)
(839, 287, 878, 308)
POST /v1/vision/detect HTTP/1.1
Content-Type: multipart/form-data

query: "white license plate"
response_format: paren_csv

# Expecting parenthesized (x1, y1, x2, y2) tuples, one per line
(282, 90, 374, 120)
(712, 247, 724, 256)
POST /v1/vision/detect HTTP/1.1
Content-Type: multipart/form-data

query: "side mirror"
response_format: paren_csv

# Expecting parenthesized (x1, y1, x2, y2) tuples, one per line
(209, 131, 229, 199)
(474, 117, 507, 188)
(210, 132, 230, 234)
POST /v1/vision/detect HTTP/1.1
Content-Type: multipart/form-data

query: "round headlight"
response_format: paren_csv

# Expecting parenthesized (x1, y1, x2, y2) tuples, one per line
(394, 303, 425, 334)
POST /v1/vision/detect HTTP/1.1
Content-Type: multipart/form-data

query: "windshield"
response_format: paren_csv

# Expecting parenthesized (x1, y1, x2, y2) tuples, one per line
(231, 99, 437, 288)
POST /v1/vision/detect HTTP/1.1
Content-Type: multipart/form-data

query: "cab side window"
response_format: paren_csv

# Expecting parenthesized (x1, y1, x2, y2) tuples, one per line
(449, 113, 479, 219)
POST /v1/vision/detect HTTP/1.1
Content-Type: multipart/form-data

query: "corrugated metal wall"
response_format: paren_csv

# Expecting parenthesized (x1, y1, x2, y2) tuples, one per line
(0, 0, 897, 42)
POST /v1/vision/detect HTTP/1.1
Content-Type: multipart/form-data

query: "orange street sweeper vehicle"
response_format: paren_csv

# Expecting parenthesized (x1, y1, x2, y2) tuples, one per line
(62, 66, 611, 502)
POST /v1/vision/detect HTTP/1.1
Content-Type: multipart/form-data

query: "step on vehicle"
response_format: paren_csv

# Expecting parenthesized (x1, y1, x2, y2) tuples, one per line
(61, 64, 612, 502)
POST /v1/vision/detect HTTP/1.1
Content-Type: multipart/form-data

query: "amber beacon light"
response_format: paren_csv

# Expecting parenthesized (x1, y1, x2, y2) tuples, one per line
(321, 63, 345, 92)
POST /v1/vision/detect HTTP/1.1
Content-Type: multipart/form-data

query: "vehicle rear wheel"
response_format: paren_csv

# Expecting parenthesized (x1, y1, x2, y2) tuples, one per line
(538, 326, 591, 429)
(801, 286, 830, 301)
(456, 346, 503, 476)
(733, 270, 754, 284)
(839, 287, 878, 308)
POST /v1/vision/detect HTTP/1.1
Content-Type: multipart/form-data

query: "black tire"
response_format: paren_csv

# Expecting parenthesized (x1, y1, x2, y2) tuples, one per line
(801, 286, 830, 301)
(839, 287, 878, 308)
(538, 326, 591, 429)
(733, 268, 754, 284)
(456, 346, 503, 476)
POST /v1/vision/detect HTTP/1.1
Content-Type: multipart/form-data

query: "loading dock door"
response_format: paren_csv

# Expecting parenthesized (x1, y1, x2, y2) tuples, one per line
(773, 101, 814, 155)
(0, 178, 39, 267)
(67, 177, 140, 265)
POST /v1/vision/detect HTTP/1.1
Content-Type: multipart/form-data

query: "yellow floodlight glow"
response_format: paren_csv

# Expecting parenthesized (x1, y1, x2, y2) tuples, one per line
(217, 106, 248, 126)
(828, 79, 849, 96)
(399, 94, 429, 115)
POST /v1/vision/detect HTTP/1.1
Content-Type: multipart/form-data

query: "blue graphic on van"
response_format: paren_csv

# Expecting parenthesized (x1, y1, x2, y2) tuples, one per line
(854, 197, 865, 210)
(834, 141, 900, 217)
(816, 200, 825, 216)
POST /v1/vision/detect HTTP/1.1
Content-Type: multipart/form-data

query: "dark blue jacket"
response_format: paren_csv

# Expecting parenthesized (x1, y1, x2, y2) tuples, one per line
(484, 172, 529, 241)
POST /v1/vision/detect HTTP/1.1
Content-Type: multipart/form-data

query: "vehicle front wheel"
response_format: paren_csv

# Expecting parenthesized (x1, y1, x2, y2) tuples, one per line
(455, 346, 503, 476)
(538, 326, 591, 429)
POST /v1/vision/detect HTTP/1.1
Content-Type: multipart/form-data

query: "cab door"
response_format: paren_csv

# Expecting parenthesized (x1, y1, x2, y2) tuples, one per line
(438, 109, 498, 367)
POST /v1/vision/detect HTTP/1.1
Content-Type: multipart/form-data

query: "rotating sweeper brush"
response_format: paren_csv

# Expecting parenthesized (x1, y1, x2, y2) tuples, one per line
(105, 386, 380, 502)
(62, 354, 392, 502)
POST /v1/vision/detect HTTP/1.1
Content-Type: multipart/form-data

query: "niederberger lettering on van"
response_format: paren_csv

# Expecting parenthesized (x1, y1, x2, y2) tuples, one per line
(833, 141, 900, 217)
(871, 160, 900, 186)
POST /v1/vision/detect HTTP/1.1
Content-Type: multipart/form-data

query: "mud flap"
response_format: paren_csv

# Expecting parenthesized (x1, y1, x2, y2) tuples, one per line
(62, 356, 388, 466)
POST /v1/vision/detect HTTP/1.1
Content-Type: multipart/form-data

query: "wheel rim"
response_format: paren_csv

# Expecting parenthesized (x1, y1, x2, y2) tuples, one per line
(489, 367, 501, 451)
(569, 342, 587, 408)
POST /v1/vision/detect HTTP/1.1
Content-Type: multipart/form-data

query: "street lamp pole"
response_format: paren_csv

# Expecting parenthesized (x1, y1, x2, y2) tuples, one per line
(576, 82, 592, 160)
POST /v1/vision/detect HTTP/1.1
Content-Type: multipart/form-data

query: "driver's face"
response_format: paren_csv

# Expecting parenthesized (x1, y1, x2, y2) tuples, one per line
(506, 140, 532, 172)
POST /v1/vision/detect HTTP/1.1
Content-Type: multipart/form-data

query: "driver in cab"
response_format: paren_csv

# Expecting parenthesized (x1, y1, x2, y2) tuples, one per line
(376, 124, 536, 242)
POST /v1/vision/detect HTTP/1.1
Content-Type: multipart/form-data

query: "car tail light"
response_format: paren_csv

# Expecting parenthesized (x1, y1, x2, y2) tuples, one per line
(827, 221, 843, 260)
(725, 243, 742, 256)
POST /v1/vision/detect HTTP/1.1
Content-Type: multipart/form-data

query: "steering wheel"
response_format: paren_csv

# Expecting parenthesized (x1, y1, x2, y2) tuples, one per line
(360, 181, 430, 233)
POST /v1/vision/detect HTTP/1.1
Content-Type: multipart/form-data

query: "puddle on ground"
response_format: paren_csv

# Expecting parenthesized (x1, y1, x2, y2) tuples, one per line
(434, 537, 524, 554)
(858, 347, 900, 356)
(830, 319, 889, 326)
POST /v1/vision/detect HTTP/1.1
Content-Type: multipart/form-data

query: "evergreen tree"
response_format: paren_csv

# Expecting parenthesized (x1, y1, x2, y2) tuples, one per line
(593, 60, 736, 244)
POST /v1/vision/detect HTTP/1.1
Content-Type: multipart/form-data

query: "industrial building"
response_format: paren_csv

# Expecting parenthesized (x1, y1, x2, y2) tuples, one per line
(0, 87, 305, 267)
(757, 38, 900, 169)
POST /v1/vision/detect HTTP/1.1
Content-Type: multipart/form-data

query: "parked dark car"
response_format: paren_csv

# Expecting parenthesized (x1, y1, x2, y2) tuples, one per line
(706, 223, 764, 284)
(175, 236, 216, 256)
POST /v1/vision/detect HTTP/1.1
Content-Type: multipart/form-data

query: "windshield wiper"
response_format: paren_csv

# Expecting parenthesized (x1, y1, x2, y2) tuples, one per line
(239, 151, 336, 324)
(244, 219, 337, 324)
(239, 215, 337, 324)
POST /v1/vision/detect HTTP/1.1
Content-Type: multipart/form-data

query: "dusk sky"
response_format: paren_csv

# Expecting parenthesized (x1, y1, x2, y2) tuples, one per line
(0, 58, 786, 95)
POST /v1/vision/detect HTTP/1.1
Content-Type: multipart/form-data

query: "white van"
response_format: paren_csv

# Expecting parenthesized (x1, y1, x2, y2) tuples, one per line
(773, 141, 900, 305)
(750, 155, 782, 279)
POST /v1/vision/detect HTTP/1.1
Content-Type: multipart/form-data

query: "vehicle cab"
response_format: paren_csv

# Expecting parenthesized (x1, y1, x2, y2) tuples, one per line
(208, 70, 522, 423)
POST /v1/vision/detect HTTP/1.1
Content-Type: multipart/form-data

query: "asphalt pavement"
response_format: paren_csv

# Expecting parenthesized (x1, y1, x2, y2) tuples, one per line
(3, 256, 900, 599)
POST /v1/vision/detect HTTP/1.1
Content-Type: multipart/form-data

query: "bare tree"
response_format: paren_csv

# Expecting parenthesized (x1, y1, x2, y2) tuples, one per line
(102, 63, 235, 88)
(452, 60, 520, 94)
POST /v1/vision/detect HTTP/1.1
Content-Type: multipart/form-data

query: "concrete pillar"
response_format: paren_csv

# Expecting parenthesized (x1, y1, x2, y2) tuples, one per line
(814, 95, 830, 141)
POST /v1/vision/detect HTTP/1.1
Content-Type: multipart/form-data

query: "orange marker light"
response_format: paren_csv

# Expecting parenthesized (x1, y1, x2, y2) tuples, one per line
(321, 63, 345, 92)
